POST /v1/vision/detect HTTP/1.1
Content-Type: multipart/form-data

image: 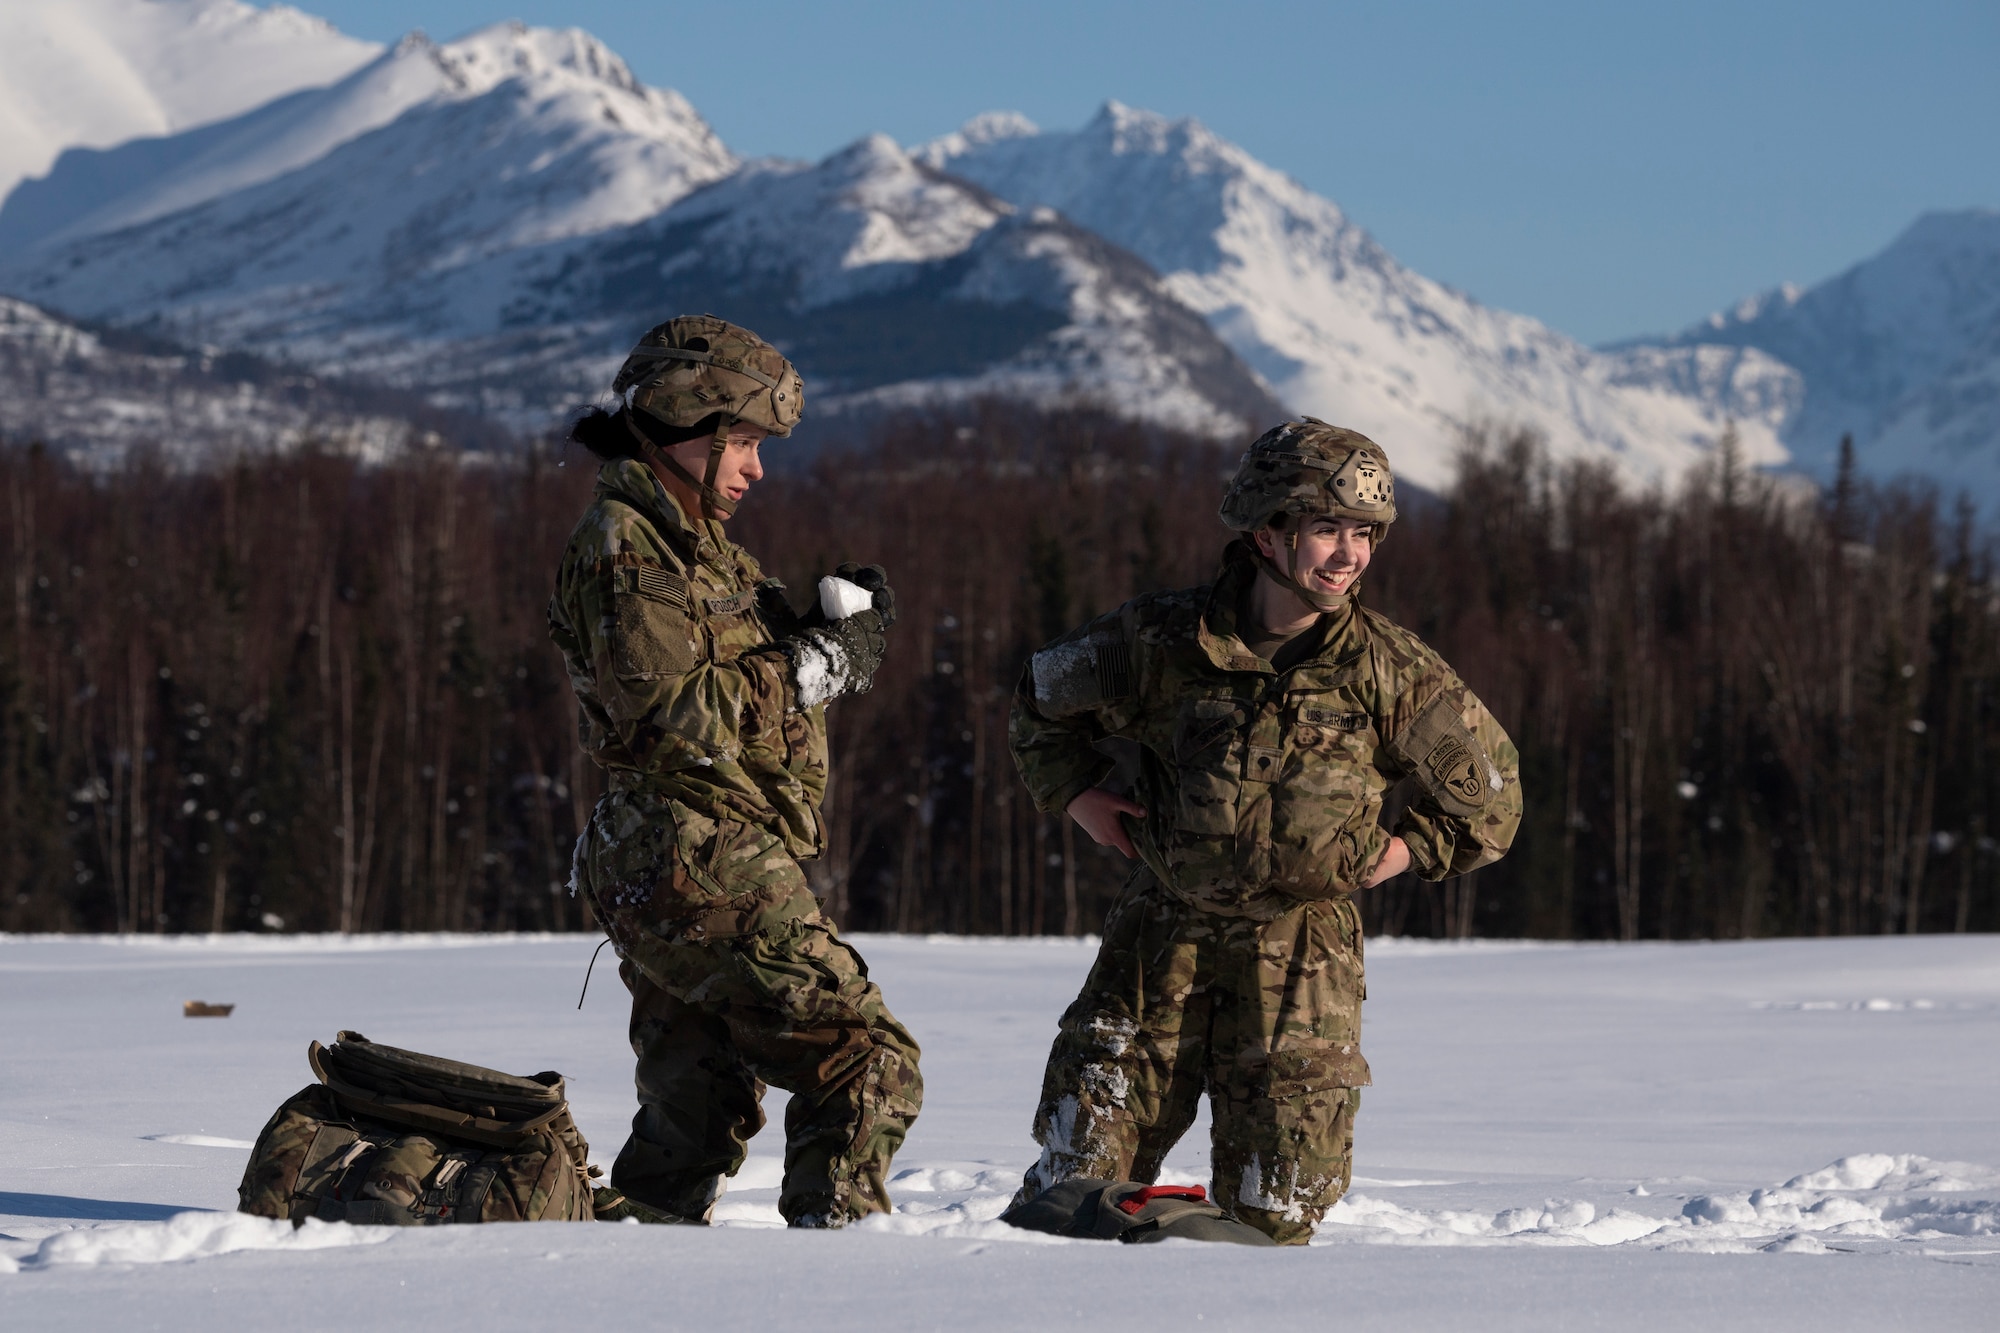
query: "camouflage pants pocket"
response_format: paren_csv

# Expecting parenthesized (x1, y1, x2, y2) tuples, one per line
(579, 791, 815, 963)
(1207, 898, 1370, 1244)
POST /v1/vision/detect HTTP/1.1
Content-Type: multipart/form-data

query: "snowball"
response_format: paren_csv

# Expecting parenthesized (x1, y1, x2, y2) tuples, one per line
(818, 576, 873, 620)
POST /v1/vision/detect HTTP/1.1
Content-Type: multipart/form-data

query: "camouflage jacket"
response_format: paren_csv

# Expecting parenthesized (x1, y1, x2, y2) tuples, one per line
(548, 459, 828, 859)
(1009, 542, 1521, 919)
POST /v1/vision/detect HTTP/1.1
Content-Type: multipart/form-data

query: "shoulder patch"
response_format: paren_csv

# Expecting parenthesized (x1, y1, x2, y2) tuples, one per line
(1385, 688, 1497, 817)
(630, 565, 691, 611)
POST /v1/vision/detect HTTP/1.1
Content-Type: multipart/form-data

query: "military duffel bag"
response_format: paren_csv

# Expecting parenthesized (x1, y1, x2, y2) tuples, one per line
(237, 1030, 597, 1226)
(1001, 1179, 1278, 1245)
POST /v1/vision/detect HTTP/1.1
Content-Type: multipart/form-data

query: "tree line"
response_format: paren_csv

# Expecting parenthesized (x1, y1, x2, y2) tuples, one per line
(1, 408, 1994, 939)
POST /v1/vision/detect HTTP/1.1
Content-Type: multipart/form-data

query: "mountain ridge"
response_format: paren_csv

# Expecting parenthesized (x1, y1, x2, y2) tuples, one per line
(0, 5, 1991, 505)
(919, 101, 1806, 492)
(0, 31, 1283, 438)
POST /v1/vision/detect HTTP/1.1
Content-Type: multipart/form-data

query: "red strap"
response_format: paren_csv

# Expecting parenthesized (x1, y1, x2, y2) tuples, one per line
(1114, 1184, 1208, 1215)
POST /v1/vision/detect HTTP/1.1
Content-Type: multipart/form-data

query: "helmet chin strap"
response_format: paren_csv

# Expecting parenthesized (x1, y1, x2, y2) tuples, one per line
(623, 412, 739, 518)
(1256, 528, 1351, 614)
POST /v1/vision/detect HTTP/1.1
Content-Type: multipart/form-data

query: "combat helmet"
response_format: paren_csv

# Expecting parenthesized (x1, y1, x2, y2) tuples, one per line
(1219, 417, 1397, 610)
(613, 315, 805, 517)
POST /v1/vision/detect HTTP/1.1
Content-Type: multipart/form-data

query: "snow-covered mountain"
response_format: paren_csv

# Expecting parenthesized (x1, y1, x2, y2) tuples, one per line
(1619, 210, 2000, 502)
(3, 6, 1988, 499)
(0, 27, 1278, 436)
(918, 105, 1801, 491)
(0, 23, 743, 421)
(0, 23, 736, 258)
(0, 0, 378, 203)
(510, 136, 1284, 431)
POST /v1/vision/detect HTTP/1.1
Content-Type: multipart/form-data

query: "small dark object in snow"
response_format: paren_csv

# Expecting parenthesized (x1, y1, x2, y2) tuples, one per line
(184, 1001, 235, 1017)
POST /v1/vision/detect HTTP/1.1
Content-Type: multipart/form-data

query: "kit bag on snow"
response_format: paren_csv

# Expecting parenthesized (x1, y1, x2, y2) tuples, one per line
(1001, 1179, 1278, 1245)
(237, 1031, 597, 1226)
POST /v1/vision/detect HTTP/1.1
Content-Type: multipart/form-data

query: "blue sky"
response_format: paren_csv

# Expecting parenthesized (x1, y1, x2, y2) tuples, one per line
(301, 0, 1997, 346)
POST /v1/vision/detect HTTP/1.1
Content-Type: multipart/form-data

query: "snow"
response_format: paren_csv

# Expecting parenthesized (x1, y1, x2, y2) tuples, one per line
(16, 1211, 387, 1272)
(789, 633, 850, 708)
(2, 930, 1996, 1328)
(0, 0, 379, 203)
(818, 576, 874, 620)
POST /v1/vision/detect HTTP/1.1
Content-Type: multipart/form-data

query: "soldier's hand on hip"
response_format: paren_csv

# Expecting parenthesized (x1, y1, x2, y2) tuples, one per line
(835, 562, 895, 629)
(1065, 787, 1147, 859)
(1361, 836, 1411, 888)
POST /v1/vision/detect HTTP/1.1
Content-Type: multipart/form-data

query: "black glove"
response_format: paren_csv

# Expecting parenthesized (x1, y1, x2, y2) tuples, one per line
(754, 579, 803, 634)
(834, 562, 895, 629)
(783, 609, 887, 707)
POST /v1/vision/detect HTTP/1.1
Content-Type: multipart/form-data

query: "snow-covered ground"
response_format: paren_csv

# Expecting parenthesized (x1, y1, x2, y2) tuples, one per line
(2, 930, 1995, 1329)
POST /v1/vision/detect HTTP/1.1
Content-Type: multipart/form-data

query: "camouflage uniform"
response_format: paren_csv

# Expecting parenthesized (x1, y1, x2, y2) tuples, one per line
(550, 324, 920, 1228)
(1009, 423, 1520, 1244)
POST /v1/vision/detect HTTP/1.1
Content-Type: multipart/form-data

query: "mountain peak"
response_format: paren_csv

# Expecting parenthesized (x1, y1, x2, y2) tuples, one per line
(826, 132, 915, 174)
(1085, 100, 1229, 163)
(438, 22, 646, 100)
(915, 111, 1038, 169)
(961, 110, 1039, 143)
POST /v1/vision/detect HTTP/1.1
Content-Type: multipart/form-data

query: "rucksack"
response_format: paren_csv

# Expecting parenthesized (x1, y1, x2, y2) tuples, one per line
(1001, 1179, 1278, 1245)
(237, 1031, 597, 1226)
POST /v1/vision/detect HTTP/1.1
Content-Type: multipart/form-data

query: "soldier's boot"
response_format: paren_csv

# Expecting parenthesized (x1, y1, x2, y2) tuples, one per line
(608, 1128, 732, 1224)
(590, 1186, 702, 1225)
(777, 1126, 880, 1228)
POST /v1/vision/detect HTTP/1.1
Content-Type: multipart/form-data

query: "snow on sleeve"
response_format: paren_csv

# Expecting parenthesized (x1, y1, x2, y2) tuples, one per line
(790, 634, 848, 709)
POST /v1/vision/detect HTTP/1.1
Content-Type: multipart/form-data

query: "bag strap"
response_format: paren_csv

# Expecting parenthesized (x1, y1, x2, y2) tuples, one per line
(308, 1041, 567, 1150)
(1112, 1184, 1209, 1216)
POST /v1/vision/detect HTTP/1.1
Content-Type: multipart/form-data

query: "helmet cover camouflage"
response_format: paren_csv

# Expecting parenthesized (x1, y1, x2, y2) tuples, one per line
(616, 314, 804, 439)
(1219, 417, 1397, 538)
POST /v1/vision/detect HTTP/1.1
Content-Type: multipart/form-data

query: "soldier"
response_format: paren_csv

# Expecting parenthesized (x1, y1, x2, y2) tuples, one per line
(549, 315, 922, 1228)
(1007, 418, 1521, 1244)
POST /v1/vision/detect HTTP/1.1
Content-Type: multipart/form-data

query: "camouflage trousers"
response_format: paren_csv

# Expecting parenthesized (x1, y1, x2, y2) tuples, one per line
(575, 787, 923, 1227)
(1016, 871, 1370, 1245)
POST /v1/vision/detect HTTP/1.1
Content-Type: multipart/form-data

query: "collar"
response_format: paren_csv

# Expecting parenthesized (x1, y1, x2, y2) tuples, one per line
(1197, 540, 1357, 675)
(594, 458, 712, 559)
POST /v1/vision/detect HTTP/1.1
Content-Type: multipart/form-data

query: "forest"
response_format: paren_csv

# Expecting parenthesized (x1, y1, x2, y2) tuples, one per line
(2, 403, 1995, 940)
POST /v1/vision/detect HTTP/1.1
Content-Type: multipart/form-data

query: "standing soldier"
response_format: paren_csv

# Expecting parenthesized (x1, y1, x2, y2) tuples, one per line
(550, 315, 921, 1228)
(1007, 418, 1521, 1244)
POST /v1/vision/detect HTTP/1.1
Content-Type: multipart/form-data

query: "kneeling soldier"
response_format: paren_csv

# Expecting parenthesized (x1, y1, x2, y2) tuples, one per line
(1008, 419, 1521, 1244)
(551, 316, 921, 1228)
